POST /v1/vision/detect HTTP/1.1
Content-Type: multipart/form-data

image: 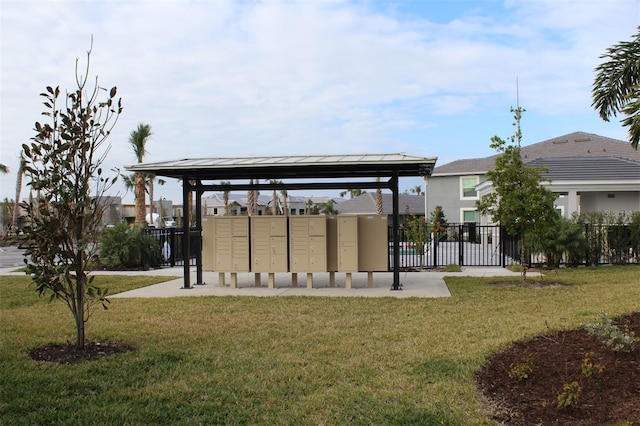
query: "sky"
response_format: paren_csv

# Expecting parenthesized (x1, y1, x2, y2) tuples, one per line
(1, 0, 639, 205)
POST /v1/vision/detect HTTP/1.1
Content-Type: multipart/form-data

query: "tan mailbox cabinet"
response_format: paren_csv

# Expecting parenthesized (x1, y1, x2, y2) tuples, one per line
(251, 216, 288, 288)
(357, 215, 388, 287)
(289, 216, 327, 288)
(210, 216, 249, 288)
(337, 215, 358, 288)
(202, 216, 215, 271)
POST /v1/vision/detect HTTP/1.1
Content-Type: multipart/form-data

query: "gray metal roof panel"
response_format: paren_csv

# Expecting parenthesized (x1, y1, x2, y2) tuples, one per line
(126, 153, 438, 181)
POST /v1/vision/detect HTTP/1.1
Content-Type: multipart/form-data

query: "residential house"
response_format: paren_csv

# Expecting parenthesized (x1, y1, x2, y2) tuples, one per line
(427, 132, 640, 224)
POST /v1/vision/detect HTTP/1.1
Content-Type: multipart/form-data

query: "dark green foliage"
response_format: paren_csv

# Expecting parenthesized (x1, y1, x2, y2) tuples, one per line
(311, 199, 338, 215)
(630, 211, 640, 260)
(574, 211, 639, 265)
(476, 107, 557, 280)
(592, 27, 640, 149)
(530, 215, 588, 268)
(428, 206, 449, 242)
(402, 214, 428, 268)
(100, 222, 161, 269)
(19, 42, 122, 349)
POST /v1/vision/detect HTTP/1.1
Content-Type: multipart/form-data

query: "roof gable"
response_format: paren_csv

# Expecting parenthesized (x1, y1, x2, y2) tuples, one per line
(433, 132, 640, 176)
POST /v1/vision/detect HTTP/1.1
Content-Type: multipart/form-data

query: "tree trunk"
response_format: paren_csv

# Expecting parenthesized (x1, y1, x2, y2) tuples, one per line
(12, 159, 23, 232)
(271, 189, 278, 215)
(520, 234, 528, 282)
(75, 269, 86, 350)
(375, 188, 383, 215)
(134, 172, 146, 226)
(148, 178, 154, 223)
(187, 180, 194, 226)
(282, 192, 289, 216)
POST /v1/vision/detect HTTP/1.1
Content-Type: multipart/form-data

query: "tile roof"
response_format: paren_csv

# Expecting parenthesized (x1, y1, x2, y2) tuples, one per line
(527, 156, 640, 181)
(432, 131, 640, 176)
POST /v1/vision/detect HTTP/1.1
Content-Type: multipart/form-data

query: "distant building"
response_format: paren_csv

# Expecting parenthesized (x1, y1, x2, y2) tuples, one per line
(201, 193, 342, 216)
(336, 192, 425, 224)
(427, 132, 640, 224)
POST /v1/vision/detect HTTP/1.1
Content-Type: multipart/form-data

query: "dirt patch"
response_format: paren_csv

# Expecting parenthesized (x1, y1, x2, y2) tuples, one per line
(29, 340, 135, 364)
(477, 312, 640, 425)
(489, 280, 572, 289)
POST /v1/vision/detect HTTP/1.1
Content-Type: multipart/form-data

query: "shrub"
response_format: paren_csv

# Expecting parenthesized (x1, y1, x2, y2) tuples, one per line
(530, 215, 587, 267)
(584, 313, 639, 353)
(100, 222, 161, 269)
(556, 381, 581, 408)
(508, 353, 534, 380)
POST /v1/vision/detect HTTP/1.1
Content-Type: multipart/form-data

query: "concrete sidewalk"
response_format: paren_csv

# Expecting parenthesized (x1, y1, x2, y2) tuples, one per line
(106, 266, 533, 299)
(1, 265, 533, 299)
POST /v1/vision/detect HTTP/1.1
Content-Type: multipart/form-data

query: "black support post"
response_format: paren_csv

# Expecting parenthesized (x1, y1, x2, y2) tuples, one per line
(182, 177, 191, 289)
(391, 172, 401, 290)
(195, 182, 204, 285)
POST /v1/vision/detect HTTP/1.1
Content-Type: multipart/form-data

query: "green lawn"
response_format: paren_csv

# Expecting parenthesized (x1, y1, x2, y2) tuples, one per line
(1, 267, 638, 425)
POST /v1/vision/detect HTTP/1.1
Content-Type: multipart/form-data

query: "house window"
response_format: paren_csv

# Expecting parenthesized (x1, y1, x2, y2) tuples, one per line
(461, 209, 476, 223)
(460, 176, 479, 199)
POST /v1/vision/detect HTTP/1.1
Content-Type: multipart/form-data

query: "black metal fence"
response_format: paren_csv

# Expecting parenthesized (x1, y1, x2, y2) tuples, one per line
(529, 223, 639, 266)
(145, 227, 198, 267)
(389, 223, 520, 269)
(391, 223, 639, 269)
(147, 222, 637, 270)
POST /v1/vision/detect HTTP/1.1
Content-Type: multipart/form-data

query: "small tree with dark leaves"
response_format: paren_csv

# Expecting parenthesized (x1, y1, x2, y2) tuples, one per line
(20, 41, 122, 350)
(476, 107, 557, 281)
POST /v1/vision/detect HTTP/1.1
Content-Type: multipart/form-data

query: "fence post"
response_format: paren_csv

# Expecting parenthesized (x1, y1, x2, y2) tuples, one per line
(458, 224, 464, 266)
(169, 227, 176, 267)
(500, 225, 505, 267)
(432, 231, 438, 267)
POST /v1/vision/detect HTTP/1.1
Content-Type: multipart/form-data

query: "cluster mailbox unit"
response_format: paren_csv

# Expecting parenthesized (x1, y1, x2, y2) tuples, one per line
(202, 214, 388, 289)
(202, 216, 249, 288)
(251, 216, 287, 288)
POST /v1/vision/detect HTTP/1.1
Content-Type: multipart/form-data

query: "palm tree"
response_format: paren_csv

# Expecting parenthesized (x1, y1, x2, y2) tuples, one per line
(244, 178, 261, 216)
(0, 164, 8, 174)
(375, 177, 383, 216)
(121, 173, 135, 194)
(12, 155, 25, 232)
(592, 27, 640, 149)
(268, 179, 281, 215)
(128, 123, 152, 226)
(221, 181, 231, 215)
(409, 185, 423, 195)
(305, 198, 314, 215)
(281, 188, 289, 216)
(247, 179, 256, 216)
(147, 173, 165, 223)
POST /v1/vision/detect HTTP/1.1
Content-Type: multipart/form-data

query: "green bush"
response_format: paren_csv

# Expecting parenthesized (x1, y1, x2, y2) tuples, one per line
(584, 312, 639, 353)
(100, 223, 161, 269)
(530, 215, 588, 267)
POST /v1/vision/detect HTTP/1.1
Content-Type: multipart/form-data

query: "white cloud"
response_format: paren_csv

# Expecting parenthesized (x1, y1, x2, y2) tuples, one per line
(1, 0, 638, 204)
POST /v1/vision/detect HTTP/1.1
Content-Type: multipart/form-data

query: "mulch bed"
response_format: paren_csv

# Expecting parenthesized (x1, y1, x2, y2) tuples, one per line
(477, 312, 640, 425)
(29, 341, 135, 364)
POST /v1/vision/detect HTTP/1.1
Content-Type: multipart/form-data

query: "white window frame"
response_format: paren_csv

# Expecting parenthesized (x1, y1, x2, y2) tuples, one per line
(460, 176, 480, 200)
(460, 208, 477, 223)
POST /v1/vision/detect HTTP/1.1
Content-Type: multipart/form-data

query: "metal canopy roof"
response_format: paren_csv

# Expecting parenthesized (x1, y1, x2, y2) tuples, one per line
(125, 153, 437, 181)
(125, 153, 437, 291)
